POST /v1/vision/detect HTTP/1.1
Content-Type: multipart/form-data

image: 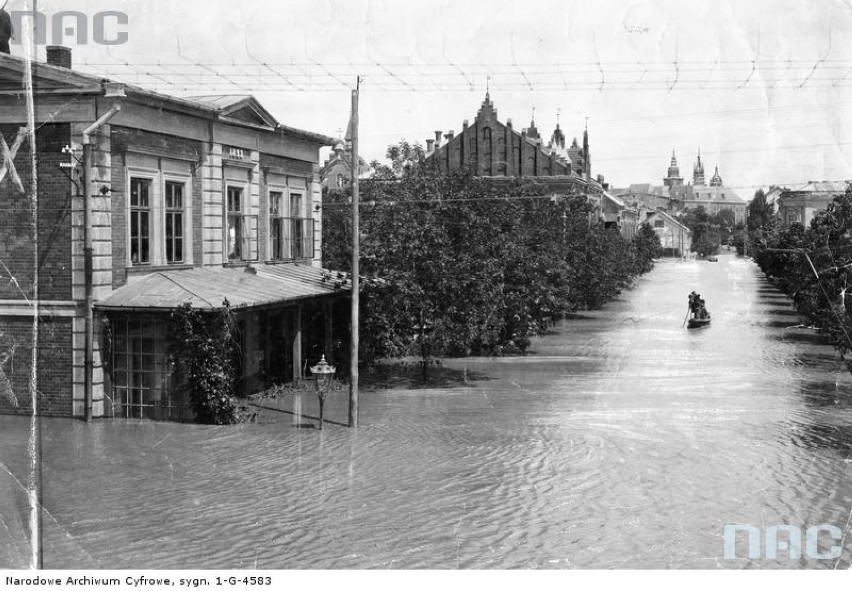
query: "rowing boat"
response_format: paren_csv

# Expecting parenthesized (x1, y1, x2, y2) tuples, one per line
(687, 316, 711, 329)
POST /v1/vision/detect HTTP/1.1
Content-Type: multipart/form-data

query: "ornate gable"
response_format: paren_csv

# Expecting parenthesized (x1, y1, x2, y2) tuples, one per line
(217, 97, 278, 128)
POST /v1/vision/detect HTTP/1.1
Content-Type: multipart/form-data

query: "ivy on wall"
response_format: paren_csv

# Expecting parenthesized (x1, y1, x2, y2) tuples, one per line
(169, 300, 240, 425)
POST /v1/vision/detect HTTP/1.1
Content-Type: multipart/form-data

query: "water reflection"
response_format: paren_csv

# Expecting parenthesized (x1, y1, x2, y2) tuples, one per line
(1, 253, 852, 569)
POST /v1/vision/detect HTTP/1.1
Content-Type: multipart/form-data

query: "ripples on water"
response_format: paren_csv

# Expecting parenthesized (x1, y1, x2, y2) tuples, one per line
(2, 253, 852, 569)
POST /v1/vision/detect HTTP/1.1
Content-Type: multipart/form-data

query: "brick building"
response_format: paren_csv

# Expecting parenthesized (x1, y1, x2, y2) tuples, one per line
(422, 93, 608, 215)
(0, 48, 348, 420)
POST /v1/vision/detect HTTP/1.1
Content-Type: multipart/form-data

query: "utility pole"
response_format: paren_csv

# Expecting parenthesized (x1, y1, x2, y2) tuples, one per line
(348, 78, 360, 428)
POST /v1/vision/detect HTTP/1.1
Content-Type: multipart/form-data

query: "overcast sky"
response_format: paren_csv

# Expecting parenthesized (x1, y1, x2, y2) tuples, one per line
(11, 0, 852, 198)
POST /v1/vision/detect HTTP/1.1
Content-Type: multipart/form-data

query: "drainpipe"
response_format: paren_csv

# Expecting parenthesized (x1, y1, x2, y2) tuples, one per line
(82, 104, 121, 422)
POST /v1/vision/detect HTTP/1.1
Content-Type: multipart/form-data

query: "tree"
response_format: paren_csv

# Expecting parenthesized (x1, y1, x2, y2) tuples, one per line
(322, 141, 662, 371)
(748, 189, 775, 232)
(633, 223, 662, 274)
(750, 186, 852, 371)
(679, 206, 721, 256)
(369, 140, 427, 180)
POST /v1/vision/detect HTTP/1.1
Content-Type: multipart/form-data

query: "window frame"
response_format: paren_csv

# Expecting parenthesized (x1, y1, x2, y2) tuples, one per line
(126, 165, 193, 269)
(288, 189, 308, 260)
(226, 184, 245, 262)
(109, 316, 186, 421)
(128, 171, 157, 267)
(162, 175, 191, 265)
(268, 187, 286, 261)
(266, 185, 314, 261)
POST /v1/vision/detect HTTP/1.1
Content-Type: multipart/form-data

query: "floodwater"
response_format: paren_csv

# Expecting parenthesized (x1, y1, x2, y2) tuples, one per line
(2, 252, 852, 569)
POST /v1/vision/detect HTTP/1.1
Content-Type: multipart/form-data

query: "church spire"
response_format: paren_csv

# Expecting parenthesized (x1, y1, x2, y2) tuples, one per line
(710, 164, 723, 187)
(526, 106, 540, 141)
(664, 149, 683, 187)
(549, 108, 566, 150)
(693, 148, 706, 185)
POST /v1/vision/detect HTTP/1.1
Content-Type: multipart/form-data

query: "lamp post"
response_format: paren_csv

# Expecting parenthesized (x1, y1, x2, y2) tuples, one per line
(310, 355, 336, 430)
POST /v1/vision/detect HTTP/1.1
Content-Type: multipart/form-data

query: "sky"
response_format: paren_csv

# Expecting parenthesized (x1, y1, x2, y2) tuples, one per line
(8, 0, 852, 199)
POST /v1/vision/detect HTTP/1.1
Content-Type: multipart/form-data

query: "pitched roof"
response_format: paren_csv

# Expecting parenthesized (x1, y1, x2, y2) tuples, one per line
(0, 54, 336, 146)
(602, 191, 626, 208)
(95, 264, 349, 312)
(645, 209, 692, 234)
(787, 180, 850, 194)
(686, 185, 745, 204)
(613, 183, 671, 198)
(185, 94, 279, 128)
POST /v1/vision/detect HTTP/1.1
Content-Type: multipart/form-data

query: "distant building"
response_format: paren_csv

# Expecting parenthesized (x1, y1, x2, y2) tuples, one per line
(644, 210, 692, 257)
(602, 191, 639, 239)
(763, 185, 787, 208)
(320, 142, 370, 190)
(680, 183, 746, 223)
(423, 93, 598, 190)
(419, 93, 634, 231)
(777, 181, 850, 227)
(614, 150, 746, 224)
(612, 183, 675, 212)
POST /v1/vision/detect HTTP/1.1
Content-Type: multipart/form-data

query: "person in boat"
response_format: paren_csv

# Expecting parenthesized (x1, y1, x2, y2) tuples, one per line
(697, 298, 710, 319)
(688, 292, 701, 318)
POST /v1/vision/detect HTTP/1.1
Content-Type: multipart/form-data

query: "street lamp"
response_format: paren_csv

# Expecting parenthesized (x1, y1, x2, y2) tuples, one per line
(310, 355, 336, 430)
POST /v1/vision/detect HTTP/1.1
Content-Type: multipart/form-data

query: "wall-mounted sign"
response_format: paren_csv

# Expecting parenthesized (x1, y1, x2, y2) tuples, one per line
(227, 146, 248, 161)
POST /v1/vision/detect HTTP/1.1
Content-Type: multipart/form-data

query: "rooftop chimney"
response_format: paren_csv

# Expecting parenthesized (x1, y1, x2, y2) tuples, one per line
(434, 131, 442, 148)
(46, 46, 72, 69)
(426, 139, 435, 153)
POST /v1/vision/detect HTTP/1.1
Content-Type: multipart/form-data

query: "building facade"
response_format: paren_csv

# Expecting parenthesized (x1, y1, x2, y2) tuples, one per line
(644, 210, 693, 257)
(777, 181, 850, 228)
(614, 151, 747, 225)
(320, 142, 370, 190)
(0, 48, 347, 420)
(424, 93, 594, 186)
(419, 94, 640, 233)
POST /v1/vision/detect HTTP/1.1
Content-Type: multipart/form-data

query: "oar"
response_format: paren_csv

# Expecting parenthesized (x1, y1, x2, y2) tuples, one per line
(681, 305, 691, 328)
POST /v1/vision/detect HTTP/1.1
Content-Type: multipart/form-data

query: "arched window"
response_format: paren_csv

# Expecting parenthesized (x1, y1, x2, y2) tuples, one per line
(482, 127, 493, 175)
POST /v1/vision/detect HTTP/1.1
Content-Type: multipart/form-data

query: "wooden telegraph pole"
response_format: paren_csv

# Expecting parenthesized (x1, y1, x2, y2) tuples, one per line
(349, 78, 360, 428)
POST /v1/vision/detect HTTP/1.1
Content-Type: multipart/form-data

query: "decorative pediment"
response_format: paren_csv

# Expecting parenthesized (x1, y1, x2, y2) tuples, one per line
(187, 95, 279, 128)
(223, 103, 277, 127)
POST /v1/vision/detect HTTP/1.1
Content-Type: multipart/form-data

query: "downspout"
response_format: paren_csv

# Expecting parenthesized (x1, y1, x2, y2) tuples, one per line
(82, 104, 121, 422)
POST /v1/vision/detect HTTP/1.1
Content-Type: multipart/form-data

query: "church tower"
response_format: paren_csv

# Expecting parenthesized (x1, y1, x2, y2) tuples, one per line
(663, 150, 683, 187)
(710, 164, 723, 187)
(693, 149, 706, 186)
(549, 121, 566, 151)
(525, 109, 541, 144)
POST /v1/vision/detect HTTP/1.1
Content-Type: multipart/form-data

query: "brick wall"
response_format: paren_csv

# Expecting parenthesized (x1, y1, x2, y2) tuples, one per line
(0, 317, 73, 417)
(0, 123, 72, 301)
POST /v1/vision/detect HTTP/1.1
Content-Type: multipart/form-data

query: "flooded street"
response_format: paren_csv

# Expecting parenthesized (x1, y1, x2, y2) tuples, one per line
(3, 252, 852, 569)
